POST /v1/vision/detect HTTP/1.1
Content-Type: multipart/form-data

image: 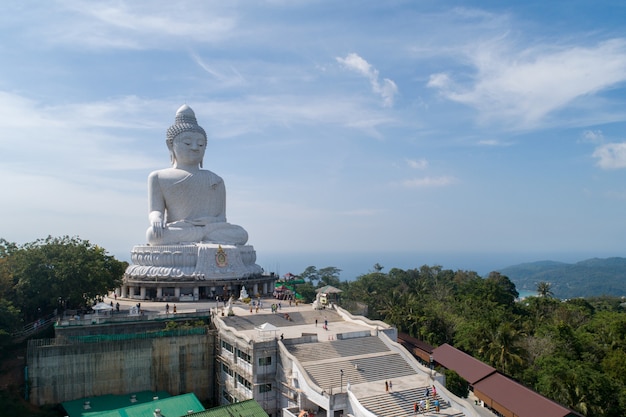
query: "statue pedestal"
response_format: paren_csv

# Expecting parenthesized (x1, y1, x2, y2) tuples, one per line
(125, 243, 262, 281)
(122, 243, 273, 301)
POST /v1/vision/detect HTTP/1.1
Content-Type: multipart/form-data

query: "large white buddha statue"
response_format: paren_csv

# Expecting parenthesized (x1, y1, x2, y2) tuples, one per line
(146, 104, 248, 246)
(123, 104, 263, 295)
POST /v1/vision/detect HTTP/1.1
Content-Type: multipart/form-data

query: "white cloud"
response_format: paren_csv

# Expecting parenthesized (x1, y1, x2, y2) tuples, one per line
(337, 53, 398, 107)
(581, 130, 604, 144)
(39, 1, 237, 49)
(407, 158, 429, 170)
(402, 176, 456, 188)
(428, 38, 626, 129)
(582, 130, 626, 170)
(427, 73, 451, 89)
(190, 52, 247, 87)
(592, 142, 626, 169)
(477, 139, 514, 146)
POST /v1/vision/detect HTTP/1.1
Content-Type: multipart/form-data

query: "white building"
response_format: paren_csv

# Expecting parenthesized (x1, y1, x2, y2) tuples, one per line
(213, 302, 480, 417)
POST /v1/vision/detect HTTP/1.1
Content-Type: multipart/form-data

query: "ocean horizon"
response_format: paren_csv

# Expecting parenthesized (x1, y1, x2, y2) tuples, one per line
(255, 250, 617, 281)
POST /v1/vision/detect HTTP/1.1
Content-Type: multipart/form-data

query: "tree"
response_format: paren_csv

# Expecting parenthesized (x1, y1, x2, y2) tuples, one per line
(0, 299, 21, 347)
(6, 236, 126, 320)
(300, 266, 320, 286)
(444, 369, 469, 398)
(536, 281, 554, 298)
(535, 356, 624, 416)
(480, 321, 526, 375)
(295, 282, 317, 303)
(318, 266, 341, 287)
(485, 272, 519, 306)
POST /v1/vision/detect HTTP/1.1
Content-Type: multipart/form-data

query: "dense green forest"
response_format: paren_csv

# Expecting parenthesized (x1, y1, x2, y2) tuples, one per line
(499, 257, 626, 299)
(293, 264, 626, 417)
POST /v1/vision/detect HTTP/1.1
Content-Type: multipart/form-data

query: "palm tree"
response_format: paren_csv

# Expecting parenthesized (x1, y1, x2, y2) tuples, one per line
(536, 281, 554, 298)
(481, 322, 526, 375)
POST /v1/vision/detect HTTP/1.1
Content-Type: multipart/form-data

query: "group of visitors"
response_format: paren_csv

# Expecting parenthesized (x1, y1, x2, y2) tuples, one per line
(413, 385, 440, 414)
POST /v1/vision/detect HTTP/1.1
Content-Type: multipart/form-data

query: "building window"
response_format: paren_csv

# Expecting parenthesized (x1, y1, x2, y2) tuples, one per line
(237, 349, 251, 364)
(259, 356, 272, 366)
(222, 340, 234, 353)
(222, 363, 234, 377)
(222, 390, 235, 404)
(260, 383, 272, 393)
(237, 373, 252, 390)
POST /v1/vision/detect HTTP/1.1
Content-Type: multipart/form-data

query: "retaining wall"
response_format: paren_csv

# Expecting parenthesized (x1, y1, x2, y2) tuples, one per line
(27, 330, 216, 406)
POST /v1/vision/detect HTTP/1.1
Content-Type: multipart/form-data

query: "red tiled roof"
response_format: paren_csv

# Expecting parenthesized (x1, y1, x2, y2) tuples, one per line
(474, 373, 579, 417)
(432, 343, 496, 384)
(397, 333, 434, 354)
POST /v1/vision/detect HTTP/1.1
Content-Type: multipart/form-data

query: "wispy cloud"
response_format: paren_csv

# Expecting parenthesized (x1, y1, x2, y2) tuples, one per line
(477, 139, 514, 146)
(41, 1, 237, 49)
(407, 158, 429, 169)
(190, 52, 247, 87)
(337, 53, 398, 107)
(428, 38, 626, 129)
(581, 130, 626, 170)
(581, 129, 604, 144)
(592, 142, 626, 169)
(402, 176, 457, 188)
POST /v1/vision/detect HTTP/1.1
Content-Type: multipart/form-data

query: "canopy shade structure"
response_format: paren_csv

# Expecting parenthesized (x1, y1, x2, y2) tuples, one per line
(315, 285, 343, 294)
(92, 302, 113, 311)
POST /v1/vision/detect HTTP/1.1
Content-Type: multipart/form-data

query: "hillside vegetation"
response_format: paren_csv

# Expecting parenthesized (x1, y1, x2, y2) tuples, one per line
(294, 264, 626, 417)
(498, 257, 626, 299)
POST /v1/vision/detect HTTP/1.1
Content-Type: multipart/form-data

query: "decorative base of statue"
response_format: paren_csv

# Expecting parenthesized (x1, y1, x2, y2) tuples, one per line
(125, 243, 262, 281)
(125, 243, 263, 282)
(121, 243, 273, 302)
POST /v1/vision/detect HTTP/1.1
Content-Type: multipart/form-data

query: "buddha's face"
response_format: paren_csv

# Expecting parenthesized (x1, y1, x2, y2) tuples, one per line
(172, 131, 206, 167)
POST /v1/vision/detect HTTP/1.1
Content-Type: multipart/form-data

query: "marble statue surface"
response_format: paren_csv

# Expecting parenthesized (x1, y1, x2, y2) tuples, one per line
(239, 286, 249, 300)
(146, 104, 248, 246)
(124, 105, 262, 283)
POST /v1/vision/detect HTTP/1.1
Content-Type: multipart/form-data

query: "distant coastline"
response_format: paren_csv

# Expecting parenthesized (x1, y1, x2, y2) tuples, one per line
(517, 289, 537, 299)
(256, 251, 618, 281)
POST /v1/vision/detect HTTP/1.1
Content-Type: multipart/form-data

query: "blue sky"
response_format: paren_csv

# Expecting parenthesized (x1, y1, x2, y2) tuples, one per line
(1, 1, 626, 277)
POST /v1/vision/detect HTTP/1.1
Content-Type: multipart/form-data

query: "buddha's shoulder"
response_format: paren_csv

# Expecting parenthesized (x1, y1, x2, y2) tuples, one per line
(148, 168, 223, 185)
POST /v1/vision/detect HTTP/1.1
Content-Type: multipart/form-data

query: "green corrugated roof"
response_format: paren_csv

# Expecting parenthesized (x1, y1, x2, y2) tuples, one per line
(62, 391, 204, 417)
(189, 399, 268, 417)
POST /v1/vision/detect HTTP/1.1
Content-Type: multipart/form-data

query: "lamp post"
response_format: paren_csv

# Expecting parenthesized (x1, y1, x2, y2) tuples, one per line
(429, 355, 434, 378)
(340, 369, 344, 393)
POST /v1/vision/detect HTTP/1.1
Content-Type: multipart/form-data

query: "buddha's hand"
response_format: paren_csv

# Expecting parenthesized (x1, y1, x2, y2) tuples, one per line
(148, 211, 165, 237)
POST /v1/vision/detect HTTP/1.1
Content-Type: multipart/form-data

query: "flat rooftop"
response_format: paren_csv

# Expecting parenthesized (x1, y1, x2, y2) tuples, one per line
(218, 301, 375, 342)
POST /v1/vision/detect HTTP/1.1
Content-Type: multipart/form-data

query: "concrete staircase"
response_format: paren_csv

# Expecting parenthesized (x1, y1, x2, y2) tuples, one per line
(358, 387, 465, 417)
(288, 335, 467, 417)
(287, 335, 390, 362)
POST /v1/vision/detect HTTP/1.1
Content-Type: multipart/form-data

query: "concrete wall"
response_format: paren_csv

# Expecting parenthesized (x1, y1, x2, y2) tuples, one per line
(27, 331, 216, 406)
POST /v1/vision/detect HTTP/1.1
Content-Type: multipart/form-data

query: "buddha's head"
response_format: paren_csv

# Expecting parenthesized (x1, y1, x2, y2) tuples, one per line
(166, 105, 207, 167)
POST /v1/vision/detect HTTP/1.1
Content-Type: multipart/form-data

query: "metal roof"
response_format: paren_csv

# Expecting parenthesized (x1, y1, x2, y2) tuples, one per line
(474, 373, 582, 417)
(432, 343, 496, 384)
(62, 392, 203, 417)
(189, 399, 269, 417)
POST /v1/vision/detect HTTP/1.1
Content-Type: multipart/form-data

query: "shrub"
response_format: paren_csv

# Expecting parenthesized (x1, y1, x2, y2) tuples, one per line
(444, 369, 469, 398)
